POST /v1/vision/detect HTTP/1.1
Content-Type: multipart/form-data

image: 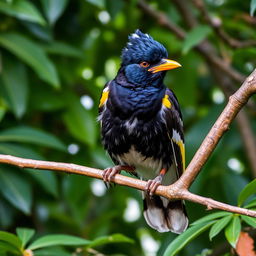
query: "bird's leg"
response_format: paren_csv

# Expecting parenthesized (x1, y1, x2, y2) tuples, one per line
(145, 168, 167, 196)
(102, 165, 135, 186)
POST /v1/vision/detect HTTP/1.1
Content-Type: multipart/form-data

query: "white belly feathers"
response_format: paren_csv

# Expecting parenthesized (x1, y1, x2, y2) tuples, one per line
(116, 145, 176, 185)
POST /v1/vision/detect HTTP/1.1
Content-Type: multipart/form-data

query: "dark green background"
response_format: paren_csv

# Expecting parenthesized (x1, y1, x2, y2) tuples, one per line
(0, 0, 256, 255)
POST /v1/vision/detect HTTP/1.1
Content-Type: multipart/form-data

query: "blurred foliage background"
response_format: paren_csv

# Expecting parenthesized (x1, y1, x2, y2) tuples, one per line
(0, 0, 256, 255)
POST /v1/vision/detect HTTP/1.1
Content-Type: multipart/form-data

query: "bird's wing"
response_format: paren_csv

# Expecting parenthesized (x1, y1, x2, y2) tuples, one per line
(162, 88, 185, 178)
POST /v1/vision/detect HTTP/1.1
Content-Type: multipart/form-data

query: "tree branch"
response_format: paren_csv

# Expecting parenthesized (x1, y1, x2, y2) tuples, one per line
(192, 0, 256, 49)
(137, 0, 245, 83)
(0, 1, 255, 221)
(236, 110, 256, 177)
(138, 0, 256, 177)
(0, 70, 256, 217)
(175, 69, 256, 189)
(0, 154, 255, 217)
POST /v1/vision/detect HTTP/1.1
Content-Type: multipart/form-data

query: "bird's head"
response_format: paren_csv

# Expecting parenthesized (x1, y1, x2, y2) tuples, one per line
(120, 29, 181, 87)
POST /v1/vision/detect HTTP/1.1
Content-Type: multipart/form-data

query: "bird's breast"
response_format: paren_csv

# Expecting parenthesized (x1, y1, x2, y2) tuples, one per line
(108, 83, 165, 120)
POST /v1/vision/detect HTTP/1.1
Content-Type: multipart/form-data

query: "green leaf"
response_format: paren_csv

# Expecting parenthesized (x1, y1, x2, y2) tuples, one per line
(0, 143, 58, 197)
(0, 231, 22, 252)
(250, 0, 256, 16)
(0, 33, 59, 88)
(42, 41, 83, 58)
(191, 211, 230, 226)
(0, 201, 14, 228)
(225, 216, 241, 248)
(0, 241, 20, 255)
(163, 221, 215, 256)
(0, 0, 46, 25)
(241, 215, 256, 228)
(0, 167, 32, 214)
(26, 169, 58, 197)
(62, 94, 96, 146)
(0, 126, 66, 151)
(245, 198, 256, 208)
(209, 215, 232, 241)
(34, 247, 71, 256)
(1, 58, 28, 118)
(16, 228, 35, 248)
(238, 179, 256, 206)
(0, 142, 44, 159)
(87, 234, 134, 248)
(182, 25, 212, 54)
(86, 0, 105, 8)
(28, 235, 91, 250)
(0, 103, 7, 122)
(41, 0, 68, 25)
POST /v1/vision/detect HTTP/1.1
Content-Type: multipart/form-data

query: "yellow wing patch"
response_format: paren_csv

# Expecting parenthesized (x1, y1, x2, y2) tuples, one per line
(99, 89, 109, 107)
(171, 130, 186, 172)
(162, 94, 172, 109)
(176, 140, 185, 171)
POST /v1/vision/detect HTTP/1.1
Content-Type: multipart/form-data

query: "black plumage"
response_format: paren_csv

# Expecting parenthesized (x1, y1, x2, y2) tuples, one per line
(98, 30, 188, 233)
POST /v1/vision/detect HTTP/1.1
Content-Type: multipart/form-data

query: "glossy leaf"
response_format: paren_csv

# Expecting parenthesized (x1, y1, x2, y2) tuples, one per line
(41, 0, 68, 25)
(1, 58, 28, 118)
(0, 0, 46, 25)
(241, 215, 256, 228)
(250, 0, 256, 16)
(0, 143, 58, 197)
(0, 104, 7, 122)
(0, 168, 32, 214)
(0, 126, 66, 151)
(26, 169, 58, 197)
(28, 235, 91, 250)
(16, 228, 35, 248)
(0, 231, 22, 251)
(0, 201, 14, 228)
(163, 221, 215, 256)
(225, 216, 241, 248)
(0, 33, 59, 88)
(34, 247, 71, 256)
(0, 142, 44, 159)
(43, 41, 83, 58)
(245, 198, 256, 208)
(0, 240, 20, 255)
(209, 215, 232, 240)
(191, 211, 230, 226)
(182, 25, 212, 54)
(238, 179, 256, 206)
(87, 234, 134, 248)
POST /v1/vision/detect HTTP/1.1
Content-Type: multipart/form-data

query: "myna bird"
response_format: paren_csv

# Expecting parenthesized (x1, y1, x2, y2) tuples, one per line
(98, 29, 188, 233)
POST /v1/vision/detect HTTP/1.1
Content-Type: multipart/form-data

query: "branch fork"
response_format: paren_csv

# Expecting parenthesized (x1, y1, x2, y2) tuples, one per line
(0, 71, 255, 218)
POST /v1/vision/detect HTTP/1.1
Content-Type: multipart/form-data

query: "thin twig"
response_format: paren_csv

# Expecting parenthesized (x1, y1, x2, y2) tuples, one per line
(236, 110, 256, 177)
(192, 0, 256, 49)
(210, 64, 256, 177)
(171, 0, 256, 178)
(137, 0, 245, 83)
(0, 67, 256, 216)
(0, 70, 255, 216)
(139, 0, 256, 178)
(175, 69, 256, 189)
(0, 154, 255, 217)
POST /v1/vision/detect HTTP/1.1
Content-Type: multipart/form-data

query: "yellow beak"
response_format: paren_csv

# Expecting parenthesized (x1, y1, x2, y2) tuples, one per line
(148, 58, 181, 73)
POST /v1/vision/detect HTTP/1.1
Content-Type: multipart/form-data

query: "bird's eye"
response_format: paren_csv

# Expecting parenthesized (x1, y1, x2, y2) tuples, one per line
(140, 61, 150, 68)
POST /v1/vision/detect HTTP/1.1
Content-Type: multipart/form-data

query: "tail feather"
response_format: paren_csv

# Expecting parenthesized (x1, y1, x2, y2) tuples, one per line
(143, 193, 188, 234)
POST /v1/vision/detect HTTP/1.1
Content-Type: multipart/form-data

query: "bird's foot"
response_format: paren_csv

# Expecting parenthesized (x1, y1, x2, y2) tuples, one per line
(145, 175, 163, 196)
(102, 165, 135, 188)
